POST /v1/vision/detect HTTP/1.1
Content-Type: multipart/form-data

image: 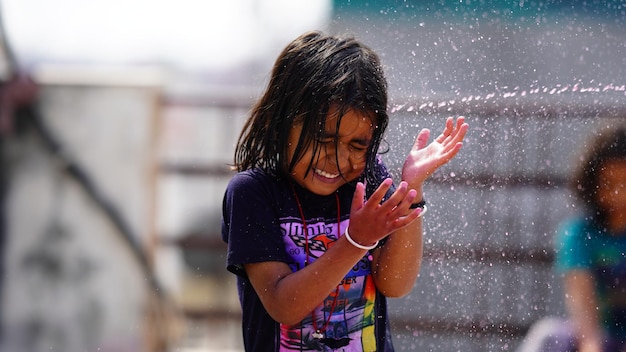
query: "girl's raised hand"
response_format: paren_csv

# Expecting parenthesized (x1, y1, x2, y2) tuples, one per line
(402, 116, 468, 187)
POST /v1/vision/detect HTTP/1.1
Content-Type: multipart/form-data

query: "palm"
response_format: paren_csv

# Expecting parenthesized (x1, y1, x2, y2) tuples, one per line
(402, 117, 468, 185)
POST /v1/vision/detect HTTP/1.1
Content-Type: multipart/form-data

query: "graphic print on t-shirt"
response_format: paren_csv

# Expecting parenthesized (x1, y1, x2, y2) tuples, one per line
(279, 217, 377, 351)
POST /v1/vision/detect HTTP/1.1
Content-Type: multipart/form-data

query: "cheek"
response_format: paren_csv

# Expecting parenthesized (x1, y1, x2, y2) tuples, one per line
(598, 187, 626, 208)
(613, 186, 626, 203)
(344, 158, 367, 180)
(350, 158, 367, 171)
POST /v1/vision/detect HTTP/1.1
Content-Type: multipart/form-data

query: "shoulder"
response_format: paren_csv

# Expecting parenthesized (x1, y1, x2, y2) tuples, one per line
(555, 216, 595, 271)
(364, 156, 394, 199)
(555, 216, 606, 258)
(556, 217, 594, 251)
(558, 217, 586, 235)
(372, 155, 390, 174)
(227, 169, 280, 194)
(228, 168, 273, 187)
(557, 216, 600, 241)
(225, 168, 290, 205)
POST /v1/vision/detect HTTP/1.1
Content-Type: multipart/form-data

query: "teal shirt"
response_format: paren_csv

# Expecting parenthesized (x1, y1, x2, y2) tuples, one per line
(555, 217, 626, 343)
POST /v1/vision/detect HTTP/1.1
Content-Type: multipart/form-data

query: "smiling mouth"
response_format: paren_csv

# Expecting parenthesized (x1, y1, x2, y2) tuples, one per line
(314, 168, 340, 179)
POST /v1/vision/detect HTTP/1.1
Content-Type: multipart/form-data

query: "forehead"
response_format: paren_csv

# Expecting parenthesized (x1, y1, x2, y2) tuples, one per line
(324, 108, 376, 137)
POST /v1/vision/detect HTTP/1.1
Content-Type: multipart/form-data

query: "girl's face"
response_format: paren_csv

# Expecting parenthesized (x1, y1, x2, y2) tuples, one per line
(597, 160, 626, 215)
(287, 108, 375, 196)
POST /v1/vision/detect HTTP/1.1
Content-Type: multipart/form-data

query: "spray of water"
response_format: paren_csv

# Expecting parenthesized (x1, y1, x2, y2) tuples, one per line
(390, 82, 626, 114)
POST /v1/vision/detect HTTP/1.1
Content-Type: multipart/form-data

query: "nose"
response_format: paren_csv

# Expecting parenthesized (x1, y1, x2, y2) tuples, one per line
(339, 142, 367, 171)
(322, 142, 351, 170)
(336, 141, 351, 162)
(322, 141, 365, 172)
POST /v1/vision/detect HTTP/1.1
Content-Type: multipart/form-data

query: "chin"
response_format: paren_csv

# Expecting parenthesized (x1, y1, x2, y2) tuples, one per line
(306, 179, 343, 195)
(309, 185, 340, 196)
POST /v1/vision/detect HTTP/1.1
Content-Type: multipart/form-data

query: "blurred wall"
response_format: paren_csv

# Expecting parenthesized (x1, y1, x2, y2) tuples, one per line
(1, 67, 166, 352)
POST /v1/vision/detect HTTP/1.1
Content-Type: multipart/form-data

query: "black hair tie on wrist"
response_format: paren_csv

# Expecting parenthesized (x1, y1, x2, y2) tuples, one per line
(409, 200, 426, 209)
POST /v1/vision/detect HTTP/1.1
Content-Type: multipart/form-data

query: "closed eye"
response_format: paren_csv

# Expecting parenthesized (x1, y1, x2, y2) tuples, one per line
(350, 144, 367, 152)
(316, 137, 334, 144)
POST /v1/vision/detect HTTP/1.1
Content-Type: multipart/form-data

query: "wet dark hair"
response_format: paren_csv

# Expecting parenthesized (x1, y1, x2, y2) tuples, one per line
(570, 125, 626, 227)
(234, 31, 389, 183)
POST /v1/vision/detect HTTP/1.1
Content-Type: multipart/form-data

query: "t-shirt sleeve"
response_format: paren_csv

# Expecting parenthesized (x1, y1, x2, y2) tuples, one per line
(365, 156, 396, 201)
(221, 172, 291, 277)
(554, 218, 593, 273)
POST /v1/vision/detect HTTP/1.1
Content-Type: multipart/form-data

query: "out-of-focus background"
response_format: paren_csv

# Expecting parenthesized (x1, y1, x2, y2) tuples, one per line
(0, 1, 624, 351)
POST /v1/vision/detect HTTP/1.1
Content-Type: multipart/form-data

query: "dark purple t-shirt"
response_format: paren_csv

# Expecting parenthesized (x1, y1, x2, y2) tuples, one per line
(222, 160, 396, 351)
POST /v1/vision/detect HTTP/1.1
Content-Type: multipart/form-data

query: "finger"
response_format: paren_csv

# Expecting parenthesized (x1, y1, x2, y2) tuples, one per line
(389, 208, 422, 229)
(435, 141, 466, 167)
(449, 117, 467, 141)
(442, 142, 464, 161)
(351, 182, 366, 212)
(379, 181, 410, 212)
(387, 187, 419, 216)
(437, 128, 467, 164)
(436, 117, 455, 143)
(456, 119, 469, 139)
(455, 116, 466, 129)
(412, 128, 431, 151)
(445, 120, 469, 150)
(366, 178, 393, 207)
(441, 118, 468, 151)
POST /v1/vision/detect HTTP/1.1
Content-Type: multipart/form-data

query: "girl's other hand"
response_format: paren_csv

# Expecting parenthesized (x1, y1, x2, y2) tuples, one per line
(402, 116, 468, 187)
(347, 179, 422, 245)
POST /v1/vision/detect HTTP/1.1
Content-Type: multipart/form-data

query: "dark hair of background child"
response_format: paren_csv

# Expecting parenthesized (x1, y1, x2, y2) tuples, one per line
(570, 125, 626, 228)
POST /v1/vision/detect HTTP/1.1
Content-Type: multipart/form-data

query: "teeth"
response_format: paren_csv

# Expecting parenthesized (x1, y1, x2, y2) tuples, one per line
(315, 168, 339, 179)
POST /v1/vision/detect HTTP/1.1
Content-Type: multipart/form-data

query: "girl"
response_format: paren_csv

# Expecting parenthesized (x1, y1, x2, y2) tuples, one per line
(222, 31, 468, 351)
(555, 125, 626, 352)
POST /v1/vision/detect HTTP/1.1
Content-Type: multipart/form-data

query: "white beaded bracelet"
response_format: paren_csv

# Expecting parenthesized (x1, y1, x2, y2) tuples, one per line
(416, 205, 428, 218)
(344, 227, 379, 251)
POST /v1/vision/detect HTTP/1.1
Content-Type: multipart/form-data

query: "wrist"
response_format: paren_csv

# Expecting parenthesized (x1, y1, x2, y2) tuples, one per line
(409, 199, 428, 218)
(402, 182, 423, 201)
(409, 199, 426, 209)
(344, 227, 378, 250)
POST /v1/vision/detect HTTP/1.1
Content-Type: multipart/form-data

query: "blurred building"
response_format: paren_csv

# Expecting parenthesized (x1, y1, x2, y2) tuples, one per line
(0, 1, 331, 351)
